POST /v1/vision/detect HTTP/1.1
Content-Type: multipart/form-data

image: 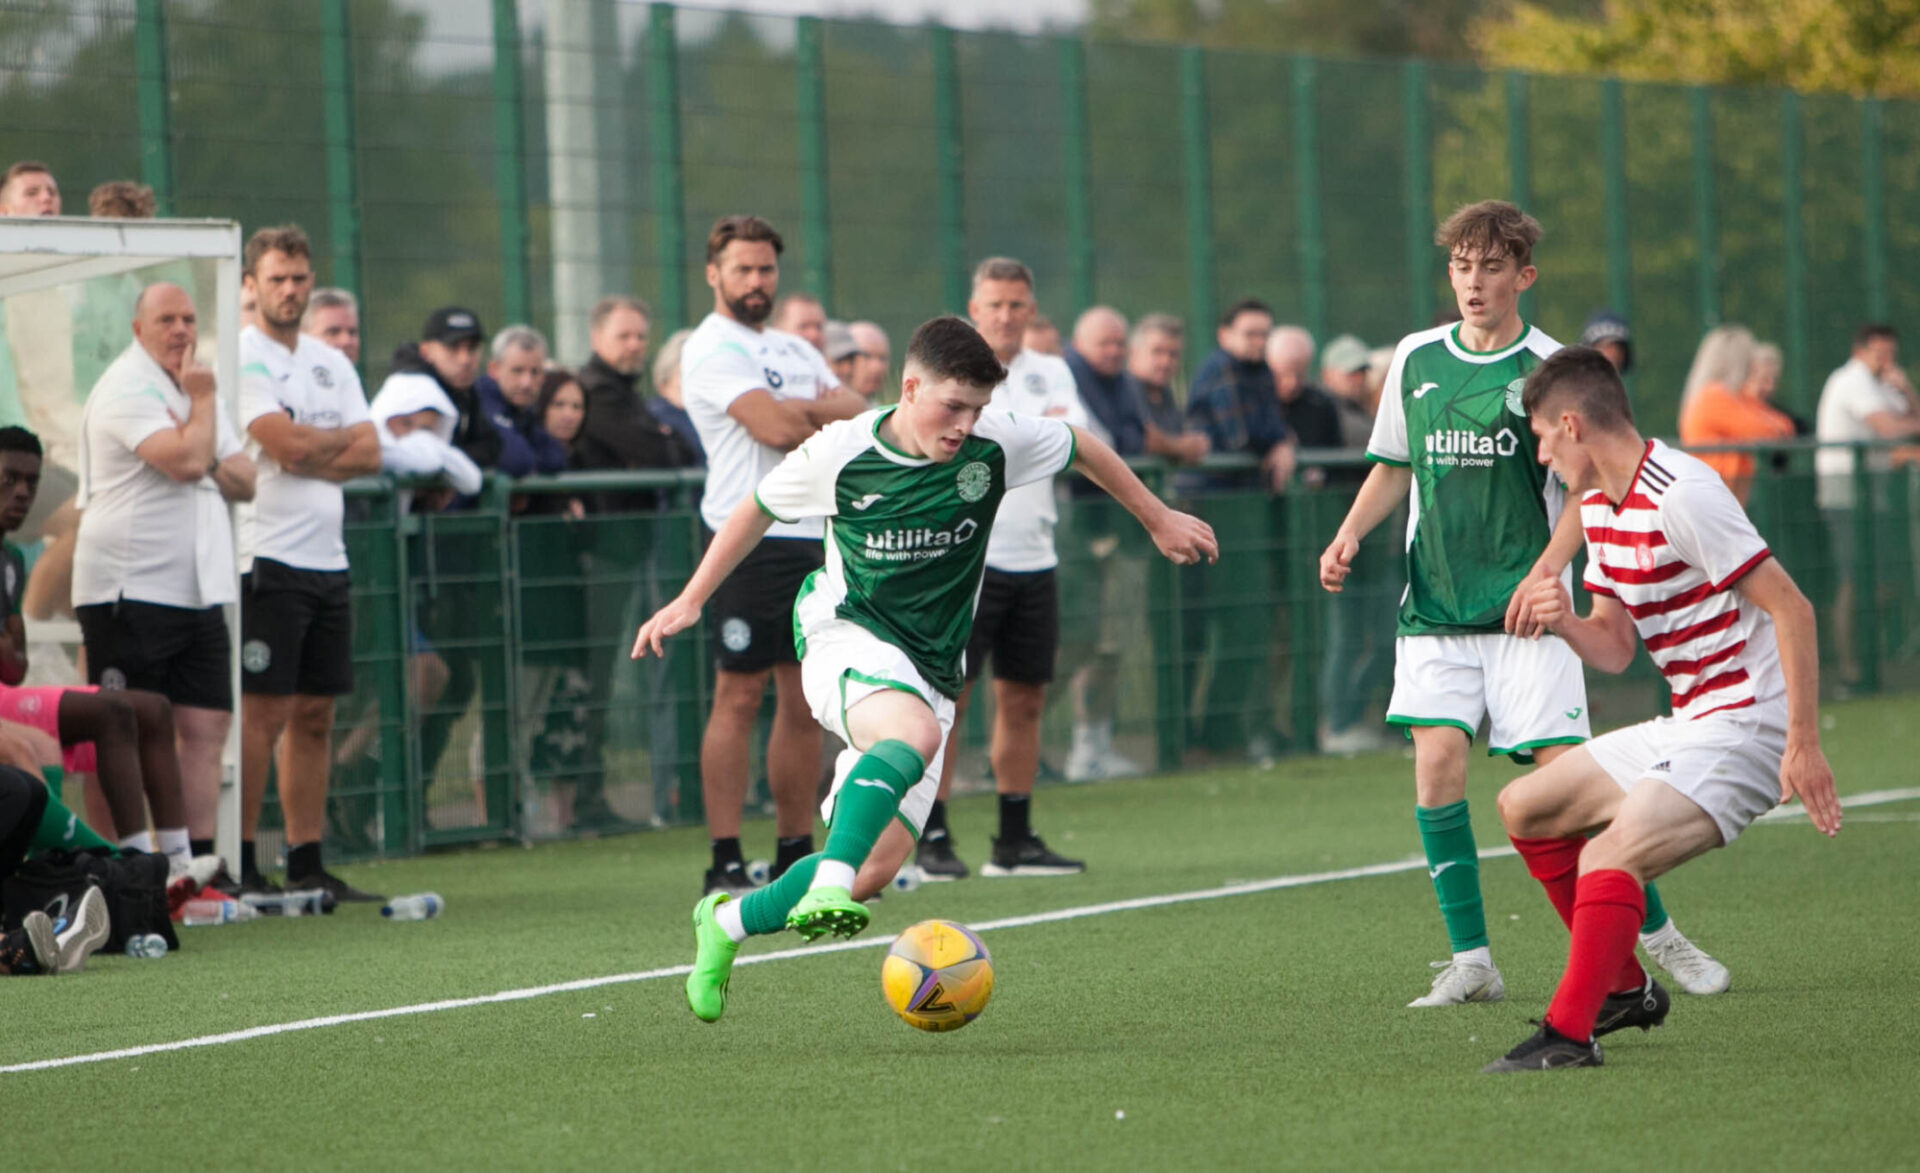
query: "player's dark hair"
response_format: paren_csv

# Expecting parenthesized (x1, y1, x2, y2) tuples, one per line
(0, 426, 43, 458)
(1853, 322, 1899, 349)
(1436, 200, 1542, 267)
(244, 224, 312, 275)
(1218, 298, 1272, 330)
(706, 215, 783, 263)
(1522, 346, 1634, 433)
(906, 316, 1007, 390)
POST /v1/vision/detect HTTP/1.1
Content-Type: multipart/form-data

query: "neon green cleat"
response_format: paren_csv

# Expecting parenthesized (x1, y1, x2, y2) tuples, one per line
(686, 893, 741, 1023)
(785, 885, 869, 942)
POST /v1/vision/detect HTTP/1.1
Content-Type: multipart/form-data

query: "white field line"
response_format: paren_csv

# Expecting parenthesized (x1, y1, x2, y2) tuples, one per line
(6, 786, 1915, 1076)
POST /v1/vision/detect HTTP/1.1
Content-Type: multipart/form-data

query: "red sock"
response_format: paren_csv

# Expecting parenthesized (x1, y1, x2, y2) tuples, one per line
(1545, 869, 1646, 1043)
(1513, 837, 1648, 994)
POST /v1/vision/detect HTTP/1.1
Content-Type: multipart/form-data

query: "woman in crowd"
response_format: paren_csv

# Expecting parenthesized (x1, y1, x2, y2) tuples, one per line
(1679, 325, 1797, 505)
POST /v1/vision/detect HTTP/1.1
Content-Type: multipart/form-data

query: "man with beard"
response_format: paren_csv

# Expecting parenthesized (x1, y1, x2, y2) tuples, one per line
(233, 226, 382, 899)
(681, 215, 864, 895)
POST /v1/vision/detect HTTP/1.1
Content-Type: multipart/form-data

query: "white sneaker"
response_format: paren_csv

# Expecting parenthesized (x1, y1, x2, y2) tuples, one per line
(1642, 928, 1731, 995)
(55, 886, 111, 974)
(1064, 738, 1103, 782)
(1407, 959, 1506, 1007)
(1092, 746, 1143, 779)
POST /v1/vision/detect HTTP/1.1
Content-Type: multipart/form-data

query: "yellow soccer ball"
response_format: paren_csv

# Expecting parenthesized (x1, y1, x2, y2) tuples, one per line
(881, 919, 994, 1032)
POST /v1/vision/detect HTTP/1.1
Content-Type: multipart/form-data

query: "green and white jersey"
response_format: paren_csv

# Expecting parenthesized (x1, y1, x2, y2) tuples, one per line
(754, 406, 1076, 698)
(1367, 322, 1564, 636)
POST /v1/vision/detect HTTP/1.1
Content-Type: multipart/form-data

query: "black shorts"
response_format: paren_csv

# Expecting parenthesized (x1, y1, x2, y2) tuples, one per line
(964, 567, 1059, 685)
(706, 533, 823, 673)
(241, 559, 354, 697)
(77, 598, 233, 712)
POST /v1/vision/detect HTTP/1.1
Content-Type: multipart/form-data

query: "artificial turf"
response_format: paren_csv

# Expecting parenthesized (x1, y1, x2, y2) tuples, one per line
(4, 696, 1915, 1171)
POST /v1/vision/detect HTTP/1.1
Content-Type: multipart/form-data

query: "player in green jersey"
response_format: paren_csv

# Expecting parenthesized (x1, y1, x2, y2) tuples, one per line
(1319, 201, 1728, 1007)
(632, 316, 1216, 1022)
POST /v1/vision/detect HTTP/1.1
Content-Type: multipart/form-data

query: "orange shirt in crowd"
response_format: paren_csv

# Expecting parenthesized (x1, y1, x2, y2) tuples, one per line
(1679, 382, 1797, 504)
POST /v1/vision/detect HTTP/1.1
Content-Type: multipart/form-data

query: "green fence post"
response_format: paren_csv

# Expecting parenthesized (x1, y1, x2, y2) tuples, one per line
(796, 16, 834, 310)
(1863, 96, 1889, 323)
(1144, 463, 1186, 772)
(481, 485, 516, 838)
(134, 0, 174, 215)
(1506, 71, 1534, 323)
(931, 25, 967, 314)
(1690, 86, 1719, 329)
(1851, 446, 1880, 693)
(1782, 92, 1810, 410)
(1403, 60, 1434, 330)
(1180, 46, 1216, 349)
(1602, 79, 1632, 325)
(319, 0, 363, 315)
(491, 0, 531, 327)
(1292, 55, 1326, 346)
(1058, 37, 1095, 317)
(378, 493, 417, 856)
(649, 3, 687, 336)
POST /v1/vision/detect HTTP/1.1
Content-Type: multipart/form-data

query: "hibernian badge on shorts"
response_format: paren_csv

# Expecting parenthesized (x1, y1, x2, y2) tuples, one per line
(955, 461, 990, 503)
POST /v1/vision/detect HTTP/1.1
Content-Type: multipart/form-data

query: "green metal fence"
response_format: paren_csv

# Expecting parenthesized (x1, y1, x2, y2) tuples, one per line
(10, 1, 1920, 428)
(256, 445, 1920, 859)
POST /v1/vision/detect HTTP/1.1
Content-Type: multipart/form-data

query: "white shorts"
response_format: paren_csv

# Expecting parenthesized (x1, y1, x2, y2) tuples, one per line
(1388, 633, 1591, 760)
(800, 619, 954, 839)
(1585, 698, 1785, 845)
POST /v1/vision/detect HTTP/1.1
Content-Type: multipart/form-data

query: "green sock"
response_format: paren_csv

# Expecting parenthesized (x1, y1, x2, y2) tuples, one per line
(739, 853, 821, 936)
(31, 785, 114, 853)
(1640, 881, 1671, 935)
(1415, 801, 1488, 953)
(820, 740, 924, 871)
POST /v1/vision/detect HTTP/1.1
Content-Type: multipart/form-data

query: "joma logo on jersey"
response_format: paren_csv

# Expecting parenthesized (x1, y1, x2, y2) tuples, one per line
(864, 517, 979, 556)
(1425, 427, 1520, 467)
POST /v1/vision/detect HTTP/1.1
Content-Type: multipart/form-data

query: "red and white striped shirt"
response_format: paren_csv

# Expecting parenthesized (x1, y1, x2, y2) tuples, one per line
(1582, 439, 1782, 720)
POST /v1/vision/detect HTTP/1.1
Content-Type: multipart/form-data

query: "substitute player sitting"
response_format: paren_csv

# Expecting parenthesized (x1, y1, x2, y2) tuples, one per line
(1483, 347, 1840, 1073)
(631, 317, 1216, 1023)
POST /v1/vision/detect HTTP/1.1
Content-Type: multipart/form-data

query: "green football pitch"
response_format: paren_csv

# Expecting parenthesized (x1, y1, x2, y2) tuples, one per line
(6, 696, 1916, 1171)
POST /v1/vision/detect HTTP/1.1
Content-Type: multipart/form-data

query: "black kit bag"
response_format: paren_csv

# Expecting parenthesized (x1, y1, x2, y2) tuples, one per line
(1, 848, 179, 953)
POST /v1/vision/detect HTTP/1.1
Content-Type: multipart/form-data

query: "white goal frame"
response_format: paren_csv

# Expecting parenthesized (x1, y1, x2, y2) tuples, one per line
(0, 216, 245, 866)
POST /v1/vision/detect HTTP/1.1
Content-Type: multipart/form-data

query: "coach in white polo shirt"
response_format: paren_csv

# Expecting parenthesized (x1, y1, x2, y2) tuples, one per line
(680, 214, 865, 896)
(74, 282, 256, 859)
(919, 256, 1090, 883)
(233, 226, 383, 901)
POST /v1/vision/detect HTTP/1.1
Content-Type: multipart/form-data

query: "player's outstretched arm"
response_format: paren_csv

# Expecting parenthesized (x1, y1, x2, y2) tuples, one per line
(1735, 558, 1840, 837)
(1319, 461, 1410, 593)
(1506, 494, 1586, 637)
(631, 495, 776, 659)
(1068, 426, 1217, 565)
(1525, 575, 1637, 674)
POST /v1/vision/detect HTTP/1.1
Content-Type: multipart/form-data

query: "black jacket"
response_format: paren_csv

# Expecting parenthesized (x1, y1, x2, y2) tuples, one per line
(573, 353, 698, 513)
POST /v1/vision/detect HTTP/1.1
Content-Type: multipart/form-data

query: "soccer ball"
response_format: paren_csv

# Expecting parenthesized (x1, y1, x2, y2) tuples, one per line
(881, 919, 994, 1032)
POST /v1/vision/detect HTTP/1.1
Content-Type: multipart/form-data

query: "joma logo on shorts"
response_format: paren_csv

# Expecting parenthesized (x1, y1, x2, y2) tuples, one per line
(864, 518, 978, 553)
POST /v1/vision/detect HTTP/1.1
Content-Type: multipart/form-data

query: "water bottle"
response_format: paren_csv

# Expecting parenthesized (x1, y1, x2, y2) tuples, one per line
(124, 933, 168, 959)
(891, 865, 923, 893)
(240, 889, 334, 917)
(745, 859, 771, 886)
(381, 893, 444, 921)
(179, 897, 259, 926)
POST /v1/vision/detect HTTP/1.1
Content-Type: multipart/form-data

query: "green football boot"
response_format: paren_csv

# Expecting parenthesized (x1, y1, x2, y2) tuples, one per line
(785, 885, 869, 942)
(686, 893, 741, 1023)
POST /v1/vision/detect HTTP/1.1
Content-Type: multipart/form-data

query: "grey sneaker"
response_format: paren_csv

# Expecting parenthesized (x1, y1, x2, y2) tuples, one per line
(55, 886, 111, 974)
(1642, 926, 1730, 995)
(1483, 1023, 1603, 1073)
(1407, 958, 1505, 1007)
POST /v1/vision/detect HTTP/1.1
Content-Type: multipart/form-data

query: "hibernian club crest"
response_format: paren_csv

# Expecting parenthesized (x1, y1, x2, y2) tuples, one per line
(956, 461, 990, 503)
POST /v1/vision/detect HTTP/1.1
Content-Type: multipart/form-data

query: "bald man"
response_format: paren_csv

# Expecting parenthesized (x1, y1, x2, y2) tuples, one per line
(847, 321, 891, 400)
(75, 284, 257, 862)
(1265, 326, 1344, 490)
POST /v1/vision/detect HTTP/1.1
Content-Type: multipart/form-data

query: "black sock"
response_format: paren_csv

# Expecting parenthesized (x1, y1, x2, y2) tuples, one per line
(998, 793, 1031, 842)
(240, 839, 259, 878)
(287, 841, 322, 879)
(774, 835, 814, 869)
(924, 799, 950, 838)
(710, 837, 743, 871)
(190, 837, 215, 859)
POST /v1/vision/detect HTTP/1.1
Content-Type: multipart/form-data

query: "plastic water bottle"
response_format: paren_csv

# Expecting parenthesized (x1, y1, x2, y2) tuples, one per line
(179, 897, 259, 926)
(124, 933, 168, 959)
(745, 859, 771, 886)
(240, 889, 334, 917)
(381, 893, 444, 921)
(891, 865, 923, 893)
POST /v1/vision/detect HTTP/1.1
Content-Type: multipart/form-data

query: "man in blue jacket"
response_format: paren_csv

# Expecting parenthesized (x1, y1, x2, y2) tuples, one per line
(474, 325, 568, 478)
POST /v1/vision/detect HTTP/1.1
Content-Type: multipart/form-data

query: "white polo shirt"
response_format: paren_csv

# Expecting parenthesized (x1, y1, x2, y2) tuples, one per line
(1814, 357, 1909, 509)
(682, 312, 840, 539)
(984, 348, 1088, 573)
(235, 325, 370, 573)
(73, 342, 243, 609)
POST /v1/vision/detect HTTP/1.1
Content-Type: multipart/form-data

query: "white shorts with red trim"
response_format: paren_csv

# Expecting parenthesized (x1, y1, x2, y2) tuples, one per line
(1584, 696, 1786, 844)
(1387, 632, 1591, 759)
(800, 619, 954, 839)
